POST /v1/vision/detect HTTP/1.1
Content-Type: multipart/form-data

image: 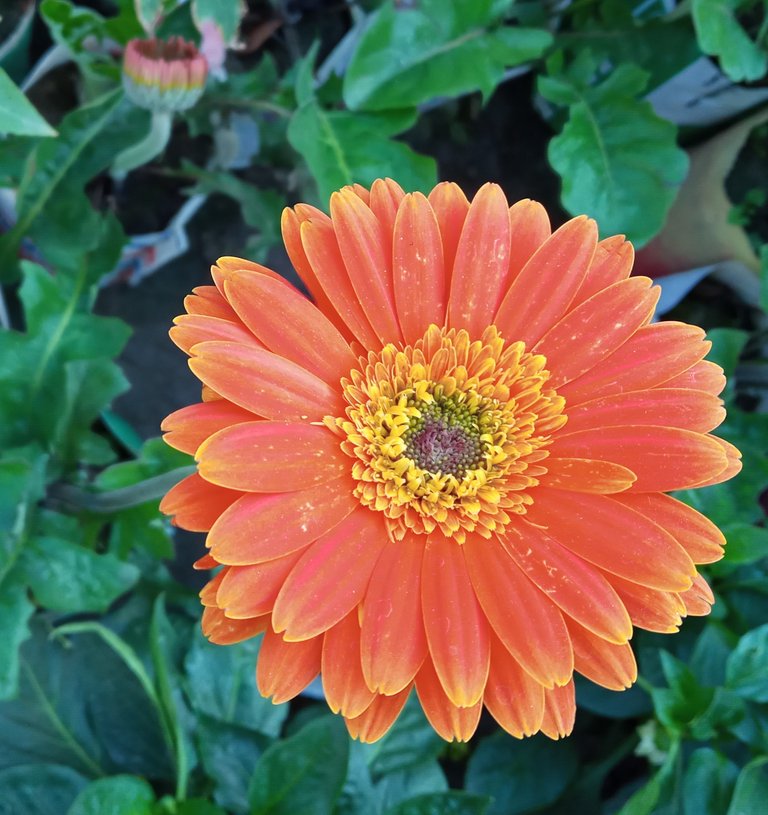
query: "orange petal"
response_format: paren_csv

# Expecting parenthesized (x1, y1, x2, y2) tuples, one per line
(415, 659, 482, 742)
(526, 490, 696, 592)
(202, 607, 269, 645)
(194, 553, 217, 570)
(428, 181, 469, 285)
(322, 611, 376, 718)
(564, 388, 726, 435)
(256, 624, 322, 703)
(345, 686, 411, 743)
(540, 681, 576, 739)
(464, 535, 573, 688)
(189, 341, 344, 421)
(330, 189, 402, 344)
(559, 322, 709, 406)
(565, 619, 637, 691)
(507, 198, 551, 282)
(611, 493, 725, 564)
(300, 218, 380, 348)
(691, 436, 742, 486)
(223, 271, 356, 384)
(393, 192, 447, 344)
(281, 207, 350, 339)
(663, 360, 726, 395)
(549, 426, 729, 492)
(162, 401, 258, 455)
(483, 633, 545, 738)
(170, 314, 262, 355)
(160, 472, 242, 532)
(573, 235, 634, 303)
(495, 216, 598, 346)
(421, 536, 490, 707)
(679, 573, 715, 617)
(184, 285, 238, 321)
(533, 278, 659, 387)
(216, 550, 305, 618)
(207, 477, 357, 564)
(607, 574, 684, 633)
(197, 422, 348, 492)
(199, 569, 226, 606)
(272, 509, 388, 641)
(214, 256, 286, 284)
(503, 522, 633, 644)
(448, 183, 511, 337)
(361, 534, 427, 695)
(540, 457, 636, 494)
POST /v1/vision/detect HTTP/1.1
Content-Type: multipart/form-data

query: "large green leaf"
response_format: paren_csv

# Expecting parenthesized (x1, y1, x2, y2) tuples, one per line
(343, 0, 551, 111)
(726, 624, 768, 703)
(248, 716, 349, 815)
(692, 0, 767, 83)
(540, 63, 688, 246)
(0, 68, 56, 136)
(288, 103, 436, 203)
(385, 792, 491, 815)
(0, 571, 34, 699)
(465, 733, 578, 815)
(0, 764, 87, 815)
(727, 758, 768, 815)
(66, 775, 155, 815)
(19, 537, 139, 613)
(682, 748, 738, 815)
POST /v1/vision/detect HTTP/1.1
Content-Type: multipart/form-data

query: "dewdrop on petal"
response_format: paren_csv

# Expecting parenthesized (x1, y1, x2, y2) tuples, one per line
(122, 36, 208, 114)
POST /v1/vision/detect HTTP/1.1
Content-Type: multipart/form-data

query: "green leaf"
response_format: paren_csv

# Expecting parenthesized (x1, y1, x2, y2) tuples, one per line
(288, 103, 436, 203)
(248, 716, 349, 815)
(67, 775, 155, 815)
(464, 733, 578, 815)
(344, 0, 551, 111)
(726, 624, 768, 702)
(683, 748, 738, 815)
(543, 63, 688, 246)
(19, 536, 139, 613)
(692, 0, 767, 83)
(385, 792, 491, 815)
(721, 523, 768, 565)
(184, 633, 287, 737)
(0, 67, 56, 136)
(0, 764, 87, 815)
(0, 571, 34, 699)
(727, 758, 768, 815)
(376, 761, 448, 813)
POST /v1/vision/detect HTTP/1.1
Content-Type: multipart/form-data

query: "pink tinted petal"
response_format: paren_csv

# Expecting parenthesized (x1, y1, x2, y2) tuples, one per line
(609, 574, 684, 633)
(421, 536, 490, 707)
(540, 681, 576, 739)
(574, 235, 634, 303)
(415, 659, 482, 742)
(464, 535, 573, 688)
(393, 192, 447, 344)
(162, 401, 258, 455)
(503, 522, 633, 644)
(549, 426, 729, 492)
(184, 285, 238, 321)
(272, 509, 388, 641)
(495, 216, 598, 346)
(223, 271, 357, 384)
(330, 189, 402, 344)
(170, 314, 262, 355)
(664, 360, 726, 395)
(361, 534, 427, 695)
(533, 278, 659, 387)
(428, 182, 469, 286)
(190, 341, 344, 421)
(526, 489, 696, 592)
(345, 686, 411, 743)
(257, 625, 322, 703)
(540, 457, 637, 494)
(216, 550, 304, 618)
(197, 422, 348, 492)
(448, 183, 511, 337)
(564, 389, 727, 435)
(207, 477, 357, 564)
(322, 611, 377, 717)
(565, 619, 637, 691)
(159, 472, 242, 532)
(507, 198, 551, 282)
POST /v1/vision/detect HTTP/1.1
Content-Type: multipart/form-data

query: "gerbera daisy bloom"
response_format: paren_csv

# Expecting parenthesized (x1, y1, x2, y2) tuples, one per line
(160, 179, 741, 743)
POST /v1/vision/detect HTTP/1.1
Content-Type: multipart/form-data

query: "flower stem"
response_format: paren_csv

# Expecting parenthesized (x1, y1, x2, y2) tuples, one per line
(112, 110, 173, 177)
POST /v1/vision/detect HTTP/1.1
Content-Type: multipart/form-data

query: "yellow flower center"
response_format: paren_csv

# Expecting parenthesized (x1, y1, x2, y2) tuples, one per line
(328, 325, 567, 542)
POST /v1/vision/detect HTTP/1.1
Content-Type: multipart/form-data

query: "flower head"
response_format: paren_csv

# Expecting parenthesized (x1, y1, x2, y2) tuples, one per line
(122, 36, 207, 113)
(161, 179, 741, 743)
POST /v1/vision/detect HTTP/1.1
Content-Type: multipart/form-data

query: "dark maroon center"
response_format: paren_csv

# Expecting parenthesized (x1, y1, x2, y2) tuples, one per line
(406, 418, 483, 477)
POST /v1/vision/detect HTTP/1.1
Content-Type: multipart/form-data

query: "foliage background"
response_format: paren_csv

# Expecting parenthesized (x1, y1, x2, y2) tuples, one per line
(1, 1, 768, 813)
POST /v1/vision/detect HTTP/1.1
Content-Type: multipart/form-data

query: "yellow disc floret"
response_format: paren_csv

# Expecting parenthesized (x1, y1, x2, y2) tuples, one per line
(328, 324, 567, 542)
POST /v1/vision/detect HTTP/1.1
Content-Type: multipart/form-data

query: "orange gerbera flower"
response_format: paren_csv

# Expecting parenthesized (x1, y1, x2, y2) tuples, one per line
(160, 179, 741, 743)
